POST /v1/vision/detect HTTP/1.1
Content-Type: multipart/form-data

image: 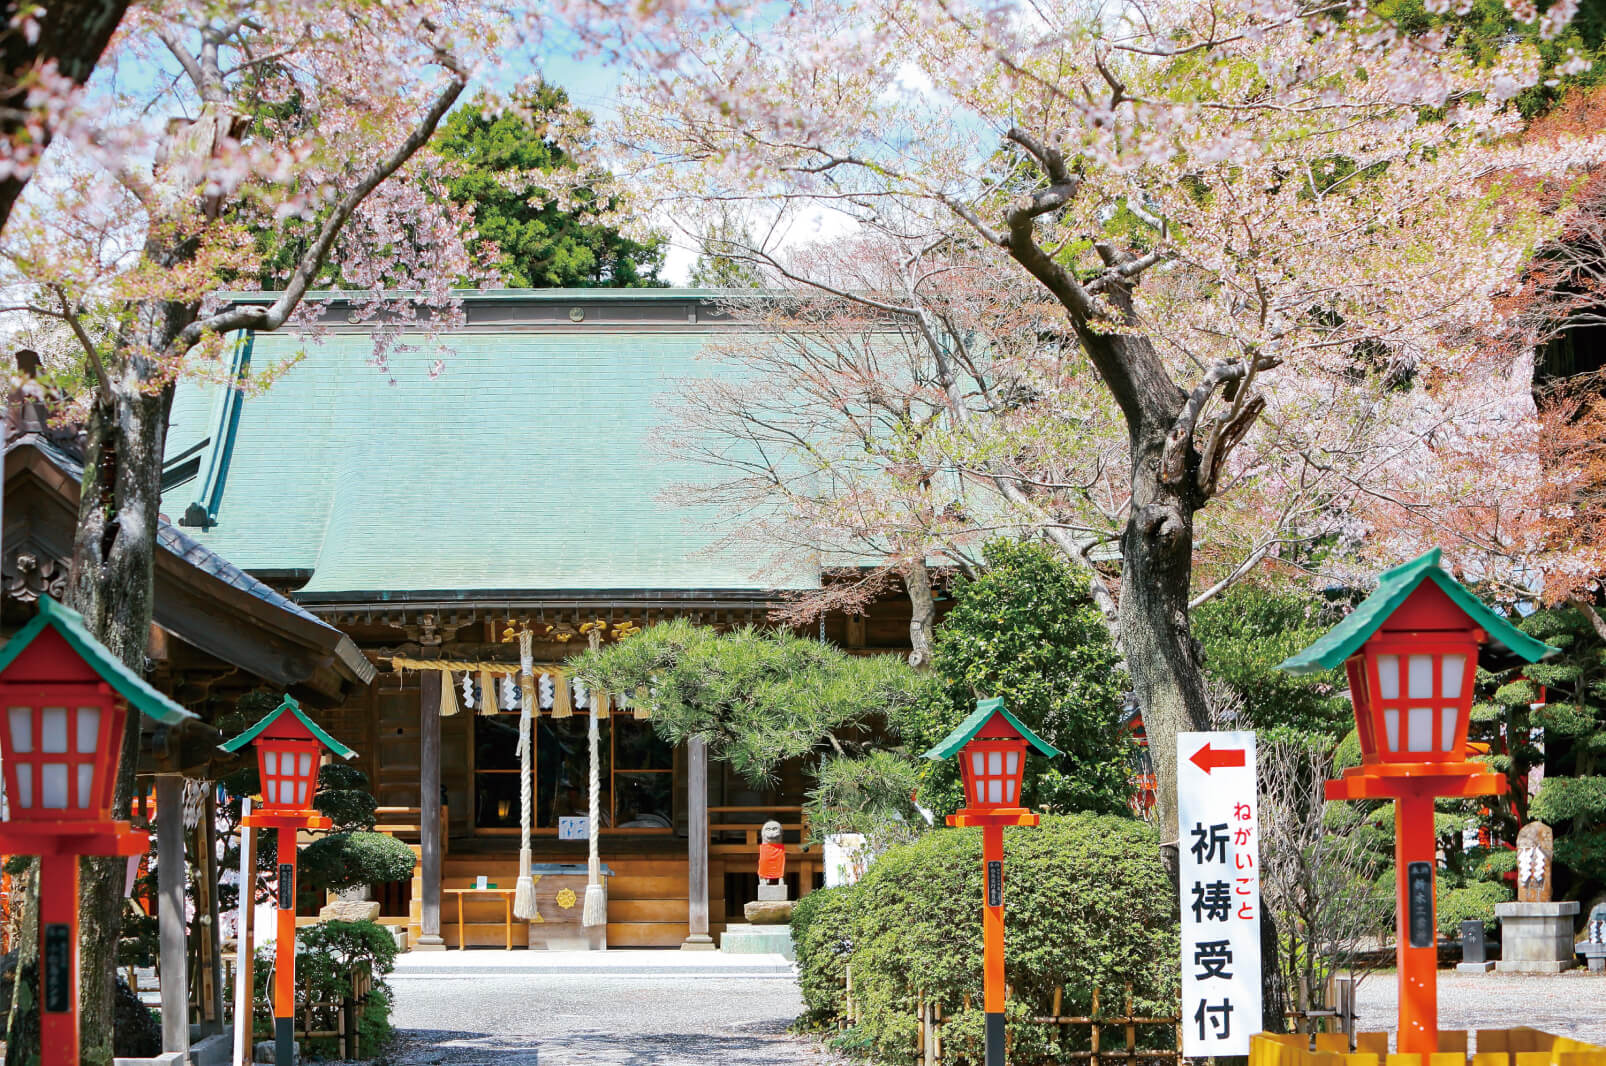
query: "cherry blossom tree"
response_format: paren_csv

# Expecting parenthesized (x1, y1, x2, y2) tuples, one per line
(0, 1, 512, 1057)
(607, 0, 1602, 866)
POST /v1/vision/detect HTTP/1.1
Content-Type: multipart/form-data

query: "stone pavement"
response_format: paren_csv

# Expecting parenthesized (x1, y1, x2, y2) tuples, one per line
(381, 951, 836, 1066)
(1354, 970, 1606, 1045)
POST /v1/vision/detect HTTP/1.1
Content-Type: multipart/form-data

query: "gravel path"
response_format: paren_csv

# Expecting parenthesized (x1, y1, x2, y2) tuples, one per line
(384, 972, 837, 1066)
(1354, 970, 1606, 1046)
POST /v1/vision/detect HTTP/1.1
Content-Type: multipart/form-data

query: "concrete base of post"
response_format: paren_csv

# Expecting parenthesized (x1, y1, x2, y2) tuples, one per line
(1495, 901, 1580, 973)
(1456, 961, 1495, 973)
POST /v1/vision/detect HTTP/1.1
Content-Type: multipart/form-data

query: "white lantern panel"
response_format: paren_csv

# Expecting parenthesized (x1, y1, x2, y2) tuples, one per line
(1377, 656, 1400, 700)
(1441, 655, 1466, 700)
(41, 763, 67, 808)
(971, 752, 984, 776)
(76, 707, 99, 754)
(1005, 777, 1017, 803)
(297, 781, 310, 807)
(1407, 707, 1434, 753)
(298, 752, 313, 779)
(264, 750, 278, 776)
(40, 707, 67, 754)
(77, 763, 93, 808)
(1005, 751, 1018, 775)
(988, 751, 1002, 776)
(973, 780, 985, 803)
(265, 779, 278, 805)
(14, 763, 32, 807)
(987, 778, 1003, 804)
(1408, 656, 1435, 700)
(1383, 708, 1400, 752)
(8, 707, 31, 753)
(1441, 707, 1460, 753)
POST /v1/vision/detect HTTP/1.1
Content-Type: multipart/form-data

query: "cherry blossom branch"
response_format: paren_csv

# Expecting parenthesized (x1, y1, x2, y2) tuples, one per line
(178, 58, 467, 351)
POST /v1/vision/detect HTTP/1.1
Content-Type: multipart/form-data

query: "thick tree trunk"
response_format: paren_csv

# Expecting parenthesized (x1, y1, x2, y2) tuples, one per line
(5, 322, 180, 1064)
(903, 559, 935, 670)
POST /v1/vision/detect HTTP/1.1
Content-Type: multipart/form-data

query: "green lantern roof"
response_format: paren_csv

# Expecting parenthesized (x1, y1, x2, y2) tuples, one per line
(1276, 549, 1559, 676)
(219, 694, 355, 759)
(922, 696, 1060, 761)
(0, 595, 197, 727)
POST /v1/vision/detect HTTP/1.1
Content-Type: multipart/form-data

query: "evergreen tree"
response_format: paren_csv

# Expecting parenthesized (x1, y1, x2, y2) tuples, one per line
(435, 83, 665, 288)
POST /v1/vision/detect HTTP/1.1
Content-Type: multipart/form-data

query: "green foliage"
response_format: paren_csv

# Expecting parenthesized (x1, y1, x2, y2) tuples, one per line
(1531, 776, 1606, 824)
(435, 82, 664, 288)
(1193, 584, 1350, 738)
(1436, 879, 1511, 938)
(896, 539, 1132, 818)
(314, 763, 379, 832)
(299, 831, 418, 894)
(250, 920, 400, 1056)
(795, 814, 1178, 1064)
(806, 750, 925, 851)
(1375, 0, 1606, 117)
(792, 886, 857, 1024)
(574, 618, 929, 787)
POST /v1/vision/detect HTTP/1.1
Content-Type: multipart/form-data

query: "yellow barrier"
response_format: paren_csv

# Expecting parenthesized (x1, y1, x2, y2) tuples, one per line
(1250, 1030, 1606, 1066)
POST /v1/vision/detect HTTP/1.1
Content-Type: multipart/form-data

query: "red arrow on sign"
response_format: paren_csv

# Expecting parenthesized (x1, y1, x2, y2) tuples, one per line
(1190, 741, 1246, 774)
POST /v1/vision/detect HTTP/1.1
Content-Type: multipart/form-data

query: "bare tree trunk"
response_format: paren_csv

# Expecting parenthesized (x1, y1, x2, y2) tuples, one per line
(903, 559, 935, 670)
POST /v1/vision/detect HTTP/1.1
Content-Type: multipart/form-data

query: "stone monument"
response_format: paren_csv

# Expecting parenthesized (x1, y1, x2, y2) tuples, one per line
(720, 818, 796, 959)
(1579, 901, 1606, 973)
(1496, 821, 1579, 972)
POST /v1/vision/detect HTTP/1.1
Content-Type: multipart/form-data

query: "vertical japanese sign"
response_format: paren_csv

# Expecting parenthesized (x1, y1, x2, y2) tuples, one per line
(1178, 730, 1262, 1056)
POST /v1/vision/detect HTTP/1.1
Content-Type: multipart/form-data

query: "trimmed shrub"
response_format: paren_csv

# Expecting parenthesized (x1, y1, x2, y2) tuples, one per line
(793, 886, 857, 1024)
(1437, 879, 1511, 938)
(811, 813, 1178, 1065)
(299, 831, 418, 894)
(250, 919, 401, 1056)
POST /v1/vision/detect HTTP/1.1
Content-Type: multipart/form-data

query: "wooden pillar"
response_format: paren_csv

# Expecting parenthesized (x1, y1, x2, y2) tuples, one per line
(204, 790, 225, 1033)
(232, 797, 257, 1066)
(681, 737, 715, 949)
(156, 775, 190, 1056)
(417, 669, 445, 950)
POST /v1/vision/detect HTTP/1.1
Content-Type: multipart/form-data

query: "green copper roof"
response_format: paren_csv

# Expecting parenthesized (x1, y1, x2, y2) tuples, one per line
(923, 696, 1060, 761)
(161, 323, 817, 596)
(0, 596, 197, 727)
(219, 695, 355, 759)
(1276, 549, 1559, 675)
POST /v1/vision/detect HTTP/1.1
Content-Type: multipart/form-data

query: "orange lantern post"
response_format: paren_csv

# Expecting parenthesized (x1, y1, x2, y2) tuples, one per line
(221, 696, 354, 1066)
(0, 597, 197, 1066)
(1278, 550, 1558, 1060)
(923, 697, 1058, 1066)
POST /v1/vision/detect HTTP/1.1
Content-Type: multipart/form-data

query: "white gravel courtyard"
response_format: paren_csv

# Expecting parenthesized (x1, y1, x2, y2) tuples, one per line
(1353, 970, 1606, 1046)
(380, 951, 836, 1066)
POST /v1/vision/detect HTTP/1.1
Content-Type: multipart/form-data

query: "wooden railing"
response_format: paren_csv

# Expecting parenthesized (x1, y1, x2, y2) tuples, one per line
(707, 805, 810, 854)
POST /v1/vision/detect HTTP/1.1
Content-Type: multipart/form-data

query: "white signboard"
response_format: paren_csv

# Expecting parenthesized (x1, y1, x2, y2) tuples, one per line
(558, 816, 589, 840)
(1178, 730, 1262, 1057)
(824, 834, 871, 887)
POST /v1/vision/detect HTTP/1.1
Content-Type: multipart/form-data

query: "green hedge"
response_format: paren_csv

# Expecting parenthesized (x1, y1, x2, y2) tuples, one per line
(299, 830, 418, 893)
(795, 813, 1179, 1065)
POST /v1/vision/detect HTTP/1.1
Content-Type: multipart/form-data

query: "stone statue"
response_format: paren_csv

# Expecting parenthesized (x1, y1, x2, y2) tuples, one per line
(757, 819, 786, 883)
(1516, 821, 1554, 903)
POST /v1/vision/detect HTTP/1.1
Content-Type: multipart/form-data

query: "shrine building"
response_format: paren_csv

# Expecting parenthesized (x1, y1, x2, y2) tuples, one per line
(158, 288, 924, 950)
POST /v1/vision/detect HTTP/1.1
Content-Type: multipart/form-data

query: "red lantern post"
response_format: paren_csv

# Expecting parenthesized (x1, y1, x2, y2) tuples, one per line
(1279, 550, 1558, 1060)
(924, 697, 1058, 1066)
(221, 696, 354, 1066)
(0, 597, 197, 1066)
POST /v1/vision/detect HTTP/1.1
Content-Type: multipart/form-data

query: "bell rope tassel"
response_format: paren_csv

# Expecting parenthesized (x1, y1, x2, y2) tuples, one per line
(438, 669, 460, 717)
(552, 669, 573, 718)
(512, 631, 538, 921)
(479, 669, 499, 715)
(583, 701, 606, 927)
